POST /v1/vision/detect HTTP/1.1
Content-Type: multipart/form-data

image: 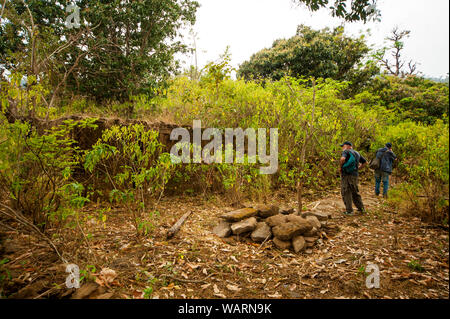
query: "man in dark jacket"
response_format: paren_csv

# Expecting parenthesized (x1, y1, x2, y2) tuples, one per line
(339, 141, 368, 216)
(375, 143, 397, 198)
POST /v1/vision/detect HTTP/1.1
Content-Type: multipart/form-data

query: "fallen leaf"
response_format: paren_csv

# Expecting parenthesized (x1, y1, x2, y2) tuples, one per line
(226, 284, 242, 292)
(213, 284, 220, 294)
(95, 268, 117, 287)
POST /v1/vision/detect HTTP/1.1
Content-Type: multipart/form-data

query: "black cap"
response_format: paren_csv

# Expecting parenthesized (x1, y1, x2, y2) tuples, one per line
(340, 141, 353, 147)
(386, 143, 392, 148)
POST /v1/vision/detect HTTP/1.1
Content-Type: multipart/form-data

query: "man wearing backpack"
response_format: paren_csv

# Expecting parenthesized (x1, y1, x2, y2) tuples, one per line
(339, 141, 368, 216)
(373, 143, 397, 198)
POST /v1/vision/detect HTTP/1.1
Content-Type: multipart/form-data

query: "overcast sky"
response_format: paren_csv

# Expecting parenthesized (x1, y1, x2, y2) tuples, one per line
(179, 0, 449, 78)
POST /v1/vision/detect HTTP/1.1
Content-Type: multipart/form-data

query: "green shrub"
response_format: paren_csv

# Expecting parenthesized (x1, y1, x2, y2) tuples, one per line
(376, 120, 449, 223)
(0, 117, 96, 229)
(84, 124, 175, 236)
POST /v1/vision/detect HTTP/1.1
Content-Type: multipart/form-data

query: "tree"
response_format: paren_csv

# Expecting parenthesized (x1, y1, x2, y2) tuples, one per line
(380, 27, 419, 77)
(292, 0, 380, 22)
(368, 75, 449, 124)
(237, 25, 378, 93)
(1, 0, 200, 104)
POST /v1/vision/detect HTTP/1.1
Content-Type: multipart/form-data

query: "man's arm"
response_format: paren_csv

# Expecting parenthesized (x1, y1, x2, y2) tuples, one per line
(339, 151, 347, 174)
(359, 155, 368, 169)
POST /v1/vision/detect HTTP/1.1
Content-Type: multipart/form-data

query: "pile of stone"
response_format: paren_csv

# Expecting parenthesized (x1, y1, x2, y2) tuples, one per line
(212, 204, 331, 253)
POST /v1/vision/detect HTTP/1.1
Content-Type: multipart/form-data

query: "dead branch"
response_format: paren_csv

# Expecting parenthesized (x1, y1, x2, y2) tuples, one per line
(166, 211, 192, 239)
(0, 203, 67, 263)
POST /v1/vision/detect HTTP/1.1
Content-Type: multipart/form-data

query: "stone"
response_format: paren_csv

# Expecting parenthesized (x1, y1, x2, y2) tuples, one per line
(251, 222, 272, 242)
(306, 242, 315, 248)
(302, 211, 331, 221)
(304, 236, 317, 243)
(266, 214, 288, 227)
(255, 204, 279, 218)
(306, 216, 321, 229)
(304, 227, 318, 237)
(279, 206, 295, 215)
(221, 207, 258, 222)
(273, 237, 292, 250)
(272, 221, 312, 241)
(286, 214, 309, 224)
(292, 236, 306, 253)
(213, 221, 232, 238)
(231, 217, 257, 235)
(72, 282, 99, 299)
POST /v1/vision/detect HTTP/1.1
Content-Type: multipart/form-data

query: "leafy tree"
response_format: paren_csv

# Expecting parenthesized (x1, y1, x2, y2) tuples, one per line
(1, 0, 200, 104)
(292, 0, 380, 22)
(368, 75, 449, 124)
(237, 25, 379, 94)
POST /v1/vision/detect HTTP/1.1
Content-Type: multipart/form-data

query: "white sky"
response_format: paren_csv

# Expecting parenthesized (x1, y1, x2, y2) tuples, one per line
(179, 0, 449, 78)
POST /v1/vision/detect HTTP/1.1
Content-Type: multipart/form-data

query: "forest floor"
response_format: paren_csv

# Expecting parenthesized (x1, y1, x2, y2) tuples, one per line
(1, 181, 448, 299)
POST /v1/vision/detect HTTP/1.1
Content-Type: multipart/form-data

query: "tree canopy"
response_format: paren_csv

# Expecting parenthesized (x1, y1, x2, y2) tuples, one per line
(293, 0, 380, 22)
(237, 25, 379, 93)
(1, 0, 200, 102)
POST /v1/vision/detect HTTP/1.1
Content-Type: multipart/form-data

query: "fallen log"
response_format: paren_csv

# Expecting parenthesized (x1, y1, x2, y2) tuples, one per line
(166, 211, 192, 239)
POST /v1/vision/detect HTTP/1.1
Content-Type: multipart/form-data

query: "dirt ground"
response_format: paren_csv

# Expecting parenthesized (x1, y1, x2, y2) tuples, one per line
(0, 181, 448, 299)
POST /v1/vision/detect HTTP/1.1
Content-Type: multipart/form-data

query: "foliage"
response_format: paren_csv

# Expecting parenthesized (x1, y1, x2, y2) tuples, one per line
(1, 0, 200, 103)
(84, 124, 174, 236)
(160, 56, 387, 192)
(237, 25, 379, 95)
(0, 116, 97, 229)
(368, 75, 449, 124)
(407, 260, 424, 272)
(292, 0, 380, 22)
(375, 120, 449, 223)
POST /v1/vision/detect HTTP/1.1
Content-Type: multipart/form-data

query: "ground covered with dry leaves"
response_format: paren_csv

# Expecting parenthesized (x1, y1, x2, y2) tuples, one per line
(0, 181, 448, 299)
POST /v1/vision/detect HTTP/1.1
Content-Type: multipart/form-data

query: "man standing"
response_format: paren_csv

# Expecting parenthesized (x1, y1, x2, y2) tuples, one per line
(339, 141, 367, 216)
(375, 143, 397, 198)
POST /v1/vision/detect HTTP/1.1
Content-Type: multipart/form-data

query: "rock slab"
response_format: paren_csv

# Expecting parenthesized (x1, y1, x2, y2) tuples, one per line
(213, 221, 232, 238)
(266, 214, 288, 227)
(273, 237, 292, 250)
(272, 221, 312, 241)
(231, 217, 257, 235)
(221, 208, 258, 222)
(255, 204, 279, 218)
(303, 211, 331, 221)
(292, 236, 306, 253)
(306, 216, 321, 229)
(251, 222, 272, 242)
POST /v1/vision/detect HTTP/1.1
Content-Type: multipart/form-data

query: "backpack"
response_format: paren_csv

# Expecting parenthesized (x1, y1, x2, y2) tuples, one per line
(342, 151, 357, 174)
(369, 150, 387, 170)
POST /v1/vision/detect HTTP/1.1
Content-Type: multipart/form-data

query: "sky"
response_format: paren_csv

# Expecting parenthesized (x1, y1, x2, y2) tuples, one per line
(179, 0, 449, 79)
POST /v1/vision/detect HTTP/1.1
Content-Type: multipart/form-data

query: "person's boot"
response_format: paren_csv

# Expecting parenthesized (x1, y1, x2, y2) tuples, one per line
(342, 211, 354, 216)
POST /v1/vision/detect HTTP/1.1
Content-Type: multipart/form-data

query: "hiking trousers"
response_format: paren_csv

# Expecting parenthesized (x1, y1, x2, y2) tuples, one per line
(375, 170, 390, 197)
(341, 174, 365, 213)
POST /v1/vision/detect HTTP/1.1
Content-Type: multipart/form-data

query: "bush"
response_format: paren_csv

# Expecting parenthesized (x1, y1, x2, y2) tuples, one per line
(84, 124, 175, 236)
(375, 120, 449, 223)
(0, 117, 96, 229)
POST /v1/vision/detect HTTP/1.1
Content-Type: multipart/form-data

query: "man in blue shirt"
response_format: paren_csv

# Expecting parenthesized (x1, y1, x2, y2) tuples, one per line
(339, 141, 368, 216)
(375, 143, 397, 198)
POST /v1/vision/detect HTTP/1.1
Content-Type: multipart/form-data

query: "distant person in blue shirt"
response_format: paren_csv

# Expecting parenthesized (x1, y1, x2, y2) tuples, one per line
(374, 143, 397, 198)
